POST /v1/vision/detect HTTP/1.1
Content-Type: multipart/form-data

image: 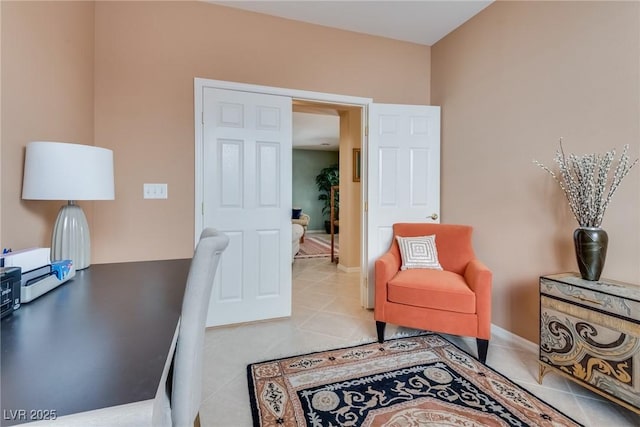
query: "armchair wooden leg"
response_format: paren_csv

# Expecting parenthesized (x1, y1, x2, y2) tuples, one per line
(376, 321, 386, 343)
(476, 338, 489, 364)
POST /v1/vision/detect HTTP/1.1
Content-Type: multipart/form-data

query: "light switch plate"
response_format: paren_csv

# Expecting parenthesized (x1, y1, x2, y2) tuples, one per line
(143, 183, 168, 199)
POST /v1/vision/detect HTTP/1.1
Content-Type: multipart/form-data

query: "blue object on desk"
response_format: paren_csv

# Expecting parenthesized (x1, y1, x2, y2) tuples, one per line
(51, 260, 73, 280)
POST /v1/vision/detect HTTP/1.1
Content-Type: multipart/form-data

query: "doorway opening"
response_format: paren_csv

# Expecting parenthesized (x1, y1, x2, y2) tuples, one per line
(291, 100, 363, 273)
(194, 78, 373, 318)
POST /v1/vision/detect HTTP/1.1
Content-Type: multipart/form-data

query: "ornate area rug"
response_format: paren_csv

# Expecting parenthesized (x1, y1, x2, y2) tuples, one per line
(247, 334, 582, 427)
(295, 235, 339, 259)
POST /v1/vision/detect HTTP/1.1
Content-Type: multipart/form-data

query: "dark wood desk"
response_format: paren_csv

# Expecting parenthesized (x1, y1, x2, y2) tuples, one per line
(1, 259, 189, 426)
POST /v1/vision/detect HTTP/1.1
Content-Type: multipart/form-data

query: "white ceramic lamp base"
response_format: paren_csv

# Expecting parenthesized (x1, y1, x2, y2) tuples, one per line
(52, 201, 91, 270)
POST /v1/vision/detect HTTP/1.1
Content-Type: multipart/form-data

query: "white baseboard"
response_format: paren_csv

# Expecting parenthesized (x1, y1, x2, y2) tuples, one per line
(306, 229, 325, 234)
(490, 323, 537, 352)
(337, 264, 360, 273)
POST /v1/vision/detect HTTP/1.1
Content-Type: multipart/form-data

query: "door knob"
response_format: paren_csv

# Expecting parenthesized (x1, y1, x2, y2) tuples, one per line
(428, 213, 438, 220)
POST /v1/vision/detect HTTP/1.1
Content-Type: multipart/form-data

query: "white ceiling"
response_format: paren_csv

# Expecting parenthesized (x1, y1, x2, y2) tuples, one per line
(219, 0, 494, 150)
(213, 1, 493, 46)
(293, 112, 340, 151)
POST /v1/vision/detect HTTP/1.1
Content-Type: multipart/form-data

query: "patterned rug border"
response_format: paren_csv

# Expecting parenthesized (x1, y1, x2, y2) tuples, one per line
(246, 333, 584, 427)
(294, 235, 339, 259)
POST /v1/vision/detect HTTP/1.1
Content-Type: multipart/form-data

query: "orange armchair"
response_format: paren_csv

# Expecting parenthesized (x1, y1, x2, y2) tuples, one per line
(375, 223, 492, 363)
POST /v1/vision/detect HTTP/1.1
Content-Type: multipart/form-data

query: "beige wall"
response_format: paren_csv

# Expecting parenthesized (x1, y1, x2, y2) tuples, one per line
(9, 1, 633, 346)
(92, 1, 430, 263)
(432, 1, 640, 342)
(1, 1, 95, 251)
(0, 1, 430, 262)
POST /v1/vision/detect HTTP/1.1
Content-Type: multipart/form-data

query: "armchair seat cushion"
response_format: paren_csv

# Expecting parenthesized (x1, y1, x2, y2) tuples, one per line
(387, 269, 476, 314)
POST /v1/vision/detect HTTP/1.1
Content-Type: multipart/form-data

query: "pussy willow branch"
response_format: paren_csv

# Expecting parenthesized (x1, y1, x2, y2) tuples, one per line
(534, 139, 638, 228)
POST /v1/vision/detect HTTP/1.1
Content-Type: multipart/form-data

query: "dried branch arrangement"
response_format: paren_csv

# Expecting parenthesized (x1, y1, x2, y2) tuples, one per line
(534, 139, 638, 228)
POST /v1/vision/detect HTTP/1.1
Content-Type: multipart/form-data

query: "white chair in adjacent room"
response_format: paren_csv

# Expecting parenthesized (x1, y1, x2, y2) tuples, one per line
(292, 223, 304, 262)
(291, 212, 310, 242)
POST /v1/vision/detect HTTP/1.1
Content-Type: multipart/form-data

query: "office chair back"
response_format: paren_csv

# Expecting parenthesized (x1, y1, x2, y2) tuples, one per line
(172, 228, 229, 427)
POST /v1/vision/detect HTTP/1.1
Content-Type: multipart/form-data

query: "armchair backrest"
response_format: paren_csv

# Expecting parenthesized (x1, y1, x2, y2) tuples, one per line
(392, 223, 475, 275)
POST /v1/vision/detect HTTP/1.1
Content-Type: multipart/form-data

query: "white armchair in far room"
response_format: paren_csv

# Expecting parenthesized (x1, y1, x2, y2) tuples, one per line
(292, 224, 304, 263)
(292, 213, 310, 242)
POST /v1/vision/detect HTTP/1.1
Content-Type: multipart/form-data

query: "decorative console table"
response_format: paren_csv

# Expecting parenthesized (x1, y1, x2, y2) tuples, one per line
(539, 273, 640, 414)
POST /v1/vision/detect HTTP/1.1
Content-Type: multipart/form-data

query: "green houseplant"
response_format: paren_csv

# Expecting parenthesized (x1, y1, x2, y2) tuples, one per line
(315, 164, 339, 234)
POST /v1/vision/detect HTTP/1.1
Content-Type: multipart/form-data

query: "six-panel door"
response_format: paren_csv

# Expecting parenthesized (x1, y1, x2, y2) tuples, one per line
(202, 87, 292, 327)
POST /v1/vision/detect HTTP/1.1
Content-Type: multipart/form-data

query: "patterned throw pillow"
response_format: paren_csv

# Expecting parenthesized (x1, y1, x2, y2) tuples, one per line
(396, 235, 443, 271)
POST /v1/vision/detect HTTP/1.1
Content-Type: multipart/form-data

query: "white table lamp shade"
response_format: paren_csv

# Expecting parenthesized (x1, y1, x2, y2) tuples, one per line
(22, 141, 115, 269)
(22, 141, 114, 201)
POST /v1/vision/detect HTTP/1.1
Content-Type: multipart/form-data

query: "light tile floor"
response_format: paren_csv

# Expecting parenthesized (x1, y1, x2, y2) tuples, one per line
(200, 258, 640, 426)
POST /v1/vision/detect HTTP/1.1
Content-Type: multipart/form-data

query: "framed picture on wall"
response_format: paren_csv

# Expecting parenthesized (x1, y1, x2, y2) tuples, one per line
(353, 148, 361, 182)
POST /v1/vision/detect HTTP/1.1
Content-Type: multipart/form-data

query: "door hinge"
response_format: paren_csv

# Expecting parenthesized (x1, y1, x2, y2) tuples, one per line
(364, 125, 369, 137)
(364, 202, 368, 213)
(201, 203, 204, 215)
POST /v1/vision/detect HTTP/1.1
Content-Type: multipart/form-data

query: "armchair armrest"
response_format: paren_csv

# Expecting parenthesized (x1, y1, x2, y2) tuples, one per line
(292, 214, 310, 227)
(374, 250, 401, 317)
(464, 259, 492, 339)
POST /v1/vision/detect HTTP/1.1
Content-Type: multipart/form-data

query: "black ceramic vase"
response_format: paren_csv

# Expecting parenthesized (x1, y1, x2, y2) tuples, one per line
(573, 227, 608, 281)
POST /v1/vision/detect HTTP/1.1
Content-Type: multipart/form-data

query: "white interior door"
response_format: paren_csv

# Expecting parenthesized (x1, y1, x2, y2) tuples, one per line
(202, 87, 292, 326)
(365, 104, 441, 308)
